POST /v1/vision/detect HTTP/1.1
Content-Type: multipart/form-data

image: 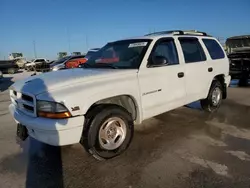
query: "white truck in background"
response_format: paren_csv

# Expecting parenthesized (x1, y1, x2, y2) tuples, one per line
(9, 53, 27, 69)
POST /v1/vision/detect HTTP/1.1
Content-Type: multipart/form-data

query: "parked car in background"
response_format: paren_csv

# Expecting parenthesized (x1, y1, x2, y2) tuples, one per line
(9, 30, 230, 160)
(0, 60, 19, 74)
(65, 56, 87, 69)
(25, 58, 49, 71)
(9, 53, 27, 69)
(0, 70, 3, 82)
(50, 55, 86, 71)
(226, 35, 250, 86)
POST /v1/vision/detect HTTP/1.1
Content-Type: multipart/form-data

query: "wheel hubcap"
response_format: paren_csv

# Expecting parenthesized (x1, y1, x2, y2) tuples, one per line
(211, 87, 221, 106)
(98, 117, 127, 150)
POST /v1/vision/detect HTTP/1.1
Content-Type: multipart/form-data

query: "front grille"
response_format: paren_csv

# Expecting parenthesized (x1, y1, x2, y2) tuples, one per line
(22, 94, 33, 102)
(23, 104, 34, 112)
(10, 90, 36, 117)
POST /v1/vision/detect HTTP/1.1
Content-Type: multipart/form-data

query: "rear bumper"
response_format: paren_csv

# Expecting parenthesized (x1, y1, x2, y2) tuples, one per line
(9, 104, 85, 146)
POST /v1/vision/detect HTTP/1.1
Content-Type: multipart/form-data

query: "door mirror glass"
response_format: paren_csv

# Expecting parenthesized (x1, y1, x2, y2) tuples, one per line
(151, 55, 169, 66)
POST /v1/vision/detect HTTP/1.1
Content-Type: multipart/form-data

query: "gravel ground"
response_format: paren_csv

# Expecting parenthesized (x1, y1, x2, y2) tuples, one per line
(0, 71, 250, 188)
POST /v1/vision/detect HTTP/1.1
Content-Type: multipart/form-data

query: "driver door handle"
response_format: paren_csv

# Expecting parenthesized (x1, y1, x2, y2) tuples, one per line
(178, 72, 184, 78)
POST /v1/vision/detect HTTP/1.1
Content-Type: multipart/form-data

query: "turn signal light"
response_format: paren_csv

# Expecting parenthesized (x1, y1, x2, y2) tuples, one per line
(38, 111, 71, 119)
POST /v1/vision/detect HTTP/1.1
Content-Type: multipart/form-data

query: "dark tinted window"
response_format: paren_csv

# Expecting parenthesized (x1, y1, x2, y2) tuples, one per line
(179, 38, 206, 63)
(35, 59, 45, 62)
(150, 39, 179, 66)
(70, 55, 85, 60)
(202, 39, 225, 59)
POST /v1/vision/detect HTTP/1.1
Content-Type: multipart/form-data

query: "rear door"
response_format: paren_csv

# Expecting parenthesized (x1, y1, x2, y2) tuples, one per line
(178, 37, 210, 103)
(138, 38, 186, 119)
(201, 38, 229, 80)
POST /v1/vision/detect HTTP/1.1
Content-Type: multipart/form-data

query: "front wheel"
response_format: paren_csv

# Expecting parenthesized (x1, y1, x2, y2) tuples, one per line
(81, 105, 134, 160)
(200, 80, 223, 113)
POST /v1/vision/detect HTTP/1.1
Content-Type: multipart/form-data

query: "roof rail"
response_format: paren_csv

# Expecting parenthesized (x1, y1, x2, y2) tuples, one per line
(145, 30, 210, 37)
(145, 30, 184, 36)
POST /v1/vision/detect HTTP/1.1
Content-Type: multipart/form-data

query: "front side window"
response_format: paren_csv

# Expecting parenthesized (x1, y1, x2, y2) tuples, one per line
(179, 38, 206, 63)
(202, 39, 225, 59)
(82, 39, 152, 69)
(149, 39, 179, 66)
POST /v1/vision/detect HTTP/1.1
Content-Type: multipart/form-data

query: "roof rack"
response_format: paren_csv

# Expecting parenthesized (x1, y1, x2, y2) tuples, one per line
(145, 30, 210, 37)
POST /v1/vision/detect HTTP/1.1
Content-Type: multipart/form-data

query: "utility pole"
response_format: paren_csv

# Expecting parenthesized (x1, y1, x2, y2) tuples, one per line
(85, 35, 89, 52)
(33, 40, 37, 58)
(67, 27, 71, 54)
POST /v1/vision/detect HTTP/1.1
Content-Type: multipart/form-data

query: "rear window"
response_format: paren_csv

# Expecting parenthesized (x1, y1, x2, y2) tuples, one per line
(202, 39, 225, 59)
(35, 59, 45, 62)
(179, 38, 206, 63)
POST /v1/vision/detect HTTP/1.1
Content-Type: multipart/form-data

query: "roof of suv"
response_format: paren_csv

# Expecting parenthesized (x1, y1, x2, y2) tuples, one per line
(120, 30, 213, 41)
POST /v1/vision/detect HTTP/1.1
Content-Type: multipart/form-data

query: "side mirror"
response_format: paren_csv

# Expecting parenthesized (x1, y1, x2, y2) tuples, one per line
(150, 56, 169, 67)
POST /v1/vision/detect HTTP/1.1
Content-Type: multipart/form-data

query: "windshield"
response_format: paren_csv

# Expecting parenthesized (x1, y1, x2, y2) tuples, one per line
(50, 56, 71, 66)
(82, 39, 151, 69)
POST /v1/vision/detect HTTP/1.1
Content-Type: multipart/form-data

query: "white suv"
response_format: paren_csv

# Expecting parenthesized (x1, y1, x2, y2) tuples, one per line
(9, 30, 231, 160)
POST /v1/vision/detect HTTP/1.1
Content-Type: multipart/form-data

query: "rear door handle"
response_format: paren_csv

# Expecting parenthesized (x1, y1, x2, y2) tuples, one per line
(208, 67, 213, 72)
(178, 72, 184, 78)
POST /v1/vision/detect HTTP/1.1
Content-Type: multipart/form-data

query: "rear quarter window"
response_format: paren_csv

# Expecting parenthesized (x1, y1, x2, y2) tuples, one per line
(202, 39, 225, 60)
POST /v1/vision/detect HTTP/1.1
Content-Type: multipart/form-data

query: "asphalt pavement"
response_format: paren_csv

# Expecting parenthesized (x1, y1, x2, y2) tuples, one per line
(0, 72, 250, 188)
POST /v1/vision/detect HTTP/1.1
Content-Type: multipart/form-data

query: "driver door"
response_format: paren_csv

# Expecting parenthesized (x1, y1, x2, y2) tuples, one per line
(138, 38, 186, 119)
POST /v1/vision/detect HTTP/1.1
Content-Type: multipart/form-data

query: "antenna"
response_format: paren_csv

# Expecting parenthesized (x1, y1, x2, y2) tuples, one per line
(33, 40, 37, 58)
(66, 27, 71, 53)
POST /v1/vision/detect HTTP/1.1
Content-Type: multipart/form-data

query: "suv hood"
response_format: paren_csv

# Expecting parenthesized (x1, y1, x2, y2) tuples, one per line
(11, 68, 137, 95)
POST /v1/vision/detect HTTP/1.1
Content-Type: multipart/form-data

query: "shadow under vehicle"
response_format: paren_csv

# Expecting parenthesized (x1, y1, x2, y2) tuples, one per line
(226, 35, 250, 86)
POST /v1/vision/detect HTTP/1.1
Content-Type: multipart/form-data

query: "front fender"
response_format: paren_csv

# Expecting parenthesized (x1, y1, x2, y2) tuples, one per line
(36, 81, 143, 123)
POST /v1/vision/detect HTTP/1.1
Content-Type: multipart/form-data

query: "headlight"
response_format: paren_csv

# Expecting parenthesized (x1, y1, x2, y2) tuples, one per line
(52, 66, 59, 71)
(52, 64, 64, 71)
(37, 100, 71, 119)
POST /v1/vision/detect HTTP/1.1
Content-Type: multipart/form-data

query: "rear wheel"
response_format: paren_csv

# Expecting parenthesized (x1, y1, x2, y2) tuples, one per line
(81, 105, 134, 160)
(201, 80, 223, 112)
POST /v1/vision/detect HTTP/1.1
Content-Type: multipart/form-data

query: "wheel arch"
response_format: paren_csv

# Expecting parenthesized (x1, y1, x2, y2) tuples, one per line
(84, 94, 141, 124)
(212, 74, 227, 99)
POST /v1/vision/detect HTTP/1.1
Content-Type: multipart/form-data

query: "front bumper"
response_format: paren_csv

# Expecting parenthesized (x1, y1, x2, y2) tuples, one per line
(9, 104, 85, 146)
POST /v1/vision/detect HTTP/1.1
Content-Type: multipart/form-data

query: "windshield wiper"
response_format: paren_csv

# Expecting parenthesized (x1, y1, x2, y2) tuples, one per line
(81, 63, 118, 69)
(95, 63, 118, 69)
(80, 63, 95, 68)
(82, 63, 118, 69)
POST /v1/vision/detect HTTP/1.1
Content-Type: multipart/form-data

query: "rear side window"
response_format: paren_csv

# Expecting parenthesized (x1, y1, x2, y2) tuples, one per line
(35, 59, 44, 62)
(179, 38, 206, 63)
(202, 39, 225, 59)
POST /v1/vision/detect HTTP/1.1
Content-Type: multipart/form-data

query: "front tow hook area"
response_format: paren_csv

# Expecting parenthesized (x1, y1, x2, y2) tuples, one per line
(16, 123, 29, 141)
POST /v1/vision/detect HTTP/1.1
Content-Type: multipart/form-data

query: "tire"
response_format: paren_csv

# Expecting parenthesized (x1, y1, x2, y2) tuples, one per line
(238, 78, 248, 86)
(200, 80, 223, 113)
(81, 105, 134, 160)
